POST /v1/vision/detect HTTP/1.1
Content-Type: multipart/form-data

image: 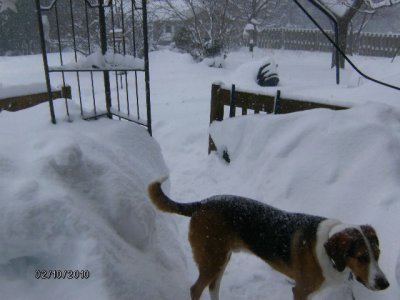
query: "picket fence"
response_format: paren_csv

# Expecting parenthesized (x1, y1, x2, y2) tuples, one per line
(251, 28, 400, 58)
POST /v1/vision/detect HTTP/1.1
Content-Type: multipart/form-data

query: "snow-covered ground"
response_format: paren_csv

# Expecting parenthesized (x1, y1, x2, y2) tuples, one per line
(1, 47, 400, 299)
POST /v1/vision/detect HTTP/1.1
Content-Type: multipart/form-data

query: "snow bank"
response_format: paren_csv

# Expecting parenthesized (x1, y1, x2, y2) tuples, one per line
(0, 103, 187, 300)
(227, 56, 278, 90)
(222, 48, 400, 109)
(210, 104, 400, 299)
(397, 253, 400, 287)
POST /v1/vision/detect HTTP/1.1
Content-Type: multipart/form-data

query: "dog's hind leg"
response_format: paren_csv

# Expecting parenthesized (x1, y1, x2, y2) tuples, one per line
(209, 252, 231, 300)
(190, 251, 231, 300)
(189, 211, 234, 300)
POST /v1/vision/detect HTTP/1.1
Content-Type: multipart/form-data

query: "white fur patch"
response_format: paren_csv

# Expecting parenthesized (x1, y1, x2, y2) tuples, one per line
(315, 220, 350, 289)
(209, 254, 231, 300)
(357, 227, 387, 290)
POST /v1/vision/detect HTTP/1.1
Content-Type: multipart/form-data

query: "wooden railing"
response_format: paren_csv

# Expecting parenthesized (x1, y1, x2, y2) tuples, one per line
(0, 85, 71, 112)
(209, 83, 349, 154)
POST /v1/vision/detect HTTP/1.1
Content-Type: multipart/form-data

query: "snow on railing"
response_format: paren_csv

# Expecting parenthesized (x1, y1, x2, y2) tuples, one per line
(0, 83, 71, 112)
(49, 52, 144, 72)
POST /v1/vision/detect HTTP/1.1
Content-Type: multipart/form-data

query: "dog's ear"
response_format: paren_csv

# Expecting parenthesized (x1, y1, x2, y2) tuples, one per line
(324, 230, 354, 272)
(360, 225, 378, 245)
(360, 225, 380, 259)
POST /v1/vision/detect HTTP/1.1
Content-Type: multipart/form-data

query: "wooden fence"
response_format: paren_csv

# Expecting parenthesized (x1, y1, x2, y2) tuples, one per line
(208, 83, 348, 154)
(255, 28, 400, 58)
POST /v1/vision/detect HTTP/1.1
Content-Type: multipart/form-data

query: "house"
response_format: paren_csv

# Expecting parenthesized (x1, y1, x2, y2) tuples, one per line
(150, 9, 182, 47)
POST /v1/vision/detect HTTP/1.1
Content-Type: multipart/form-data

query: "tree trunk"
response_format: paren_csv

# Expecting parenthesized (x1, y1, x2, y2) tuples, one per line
(331, 19, 349, 69)
(330, 0, 363, 69)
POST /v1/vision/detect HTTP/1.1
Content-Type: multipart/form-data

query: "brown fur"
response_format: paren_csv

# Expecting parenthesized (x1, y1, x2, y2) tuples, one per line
(147, 179, 199, 217)
(290, 231, 325, 300)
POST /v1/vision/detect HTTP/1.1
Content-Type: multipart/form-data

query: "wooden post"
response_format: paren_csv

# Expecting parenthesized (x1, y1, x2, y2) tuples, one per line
(274, 90, 281, 114)
(208, 83, 224, 154)
(229, 84, 236, 118)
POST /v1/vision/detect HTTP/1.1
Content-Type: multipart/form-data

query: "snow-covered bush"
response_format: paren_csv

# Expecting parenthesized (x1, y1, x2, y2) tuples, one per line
(174, 28, 227, 67)
(173, 27, 196, 55)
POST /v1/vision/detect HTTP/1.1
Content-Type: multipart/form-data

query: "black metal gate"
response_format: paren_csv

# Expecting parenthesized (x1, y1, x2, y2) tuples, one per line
(35, 0, 152, 135)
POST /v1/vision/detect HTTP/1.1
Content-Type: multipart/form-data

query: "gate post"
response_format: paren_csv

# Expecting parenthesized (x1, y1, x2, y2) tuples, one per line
(35, 0, 56, 124)
(98, 0, 112, 119)
(142, 0, 152, 136)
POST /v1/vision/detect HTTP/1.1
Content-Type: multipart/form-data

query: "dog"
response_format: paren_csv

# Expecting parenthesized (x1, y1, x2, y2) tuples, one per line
(147, 177, 389, 300)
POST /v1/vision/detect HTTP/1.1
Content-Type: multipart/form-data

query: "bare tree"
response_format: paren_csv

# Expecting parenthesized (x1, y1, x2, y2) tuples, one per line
(229, 1, 278, 28)
(229, 0, 279, 45)
(152, 0, 238, 59)
(310, 0, 400, 68)
(309, 0, 363, 68)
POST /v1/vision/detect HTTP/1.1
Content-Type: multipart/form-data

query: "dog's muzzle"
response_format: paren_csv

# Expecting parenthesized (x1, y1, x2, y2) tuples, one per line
(373, 275, 390, 290)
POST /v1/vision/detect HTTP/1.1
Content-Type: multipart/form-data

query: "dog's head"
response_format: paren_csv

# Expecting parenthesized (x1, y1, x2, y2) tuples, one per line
(324, 225, 389, 291)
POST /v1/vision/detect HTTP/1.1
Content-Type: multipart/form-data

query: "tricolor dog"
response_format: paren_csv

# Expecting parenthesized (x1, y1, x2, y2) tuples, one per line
(147, 178, 389, 300)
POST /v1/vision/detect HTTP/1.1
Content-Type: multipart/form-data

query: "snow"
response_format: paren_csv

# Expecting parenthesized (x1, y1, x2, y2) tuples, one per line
(50, 52, 144, 71)
(243, 23, 255, 37)
(317, 0, 355, 17)
(0, 103, 186, 299)
(1, 47, 400, 299)
(366, 0, 400, 9)
(0, 83, 47, 99)
(221, 49, 400, 108)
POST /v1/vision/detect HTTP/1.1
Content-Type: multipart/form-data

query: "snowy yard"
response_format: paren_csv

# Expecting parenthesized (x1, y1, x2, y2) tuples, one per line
(1, 47, 400, 299)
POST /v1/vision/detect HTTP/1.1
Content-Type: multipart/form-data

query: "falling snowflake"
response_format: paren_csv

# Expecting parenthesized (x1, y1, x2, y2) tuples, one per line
(0, 0, 17, 13)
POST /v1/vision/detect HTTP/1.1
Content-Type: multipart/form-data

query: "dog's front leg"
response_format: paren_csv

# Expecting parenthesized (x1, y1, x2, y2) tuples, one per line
(292, 284, 312, 300)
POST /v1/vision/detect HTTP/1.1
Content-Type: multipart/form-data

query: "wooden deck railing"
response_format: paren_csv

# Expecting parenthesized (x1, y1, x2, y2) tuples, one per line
(209, 83, 349, 154)
(0, 85, 71, 112)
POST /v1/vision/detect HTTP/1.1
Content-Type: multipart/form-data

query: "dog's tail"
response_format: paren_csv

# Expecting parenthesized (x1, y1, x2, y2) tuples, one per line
(147, 177, 201, 217)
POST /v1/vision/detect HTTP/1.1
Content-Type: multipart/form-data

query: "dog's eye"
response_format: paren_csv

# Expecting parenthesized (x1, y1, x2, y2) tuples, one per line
(357, 254, 369, 263)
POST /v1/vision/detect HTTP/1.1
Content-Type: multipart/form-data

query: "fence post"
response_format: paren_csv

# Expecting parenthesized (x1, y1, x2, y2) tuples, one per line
(209, 83, 224, 154)
(229, 84, 236, 118)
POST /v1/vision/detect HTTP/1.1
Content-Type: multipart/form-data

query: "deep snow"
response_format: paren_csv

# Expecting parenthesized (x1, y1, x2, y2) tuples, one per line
(1, 47, 400, 299)
(210, 104, 400, 299)
(0, 103, 187, 300)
